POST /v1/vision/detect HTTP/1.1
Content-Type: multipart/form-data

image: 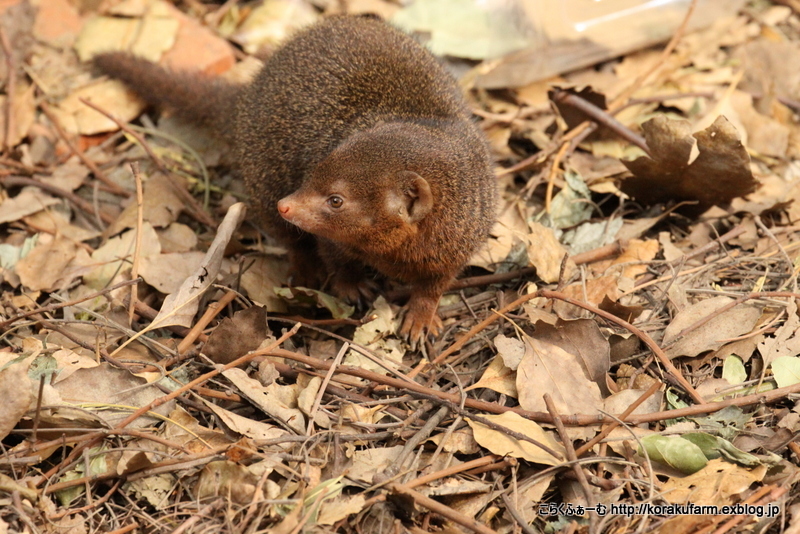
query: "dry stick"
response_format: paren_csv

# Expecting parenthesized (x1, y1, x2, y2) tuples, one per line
(574, 380, 662, 458)
(0, 175, 115, 225)
(358, 458, 514, 520)
(503, 0, 697, 185)
(627, 380, 800, 424)
(78, 98, 217, 228)
(104, 524, 139, 534)
(0, 278, 141, 330)
(267, 348, 800, 427)
(663, 291, 800, 352)
(702, 484, 782, 534)
(392, 239, 623, 299)
(544, 394, 596, 532)
(551, 90, 650, 155)
(47, 479, 122, 520)
(11, 427, 190, 454)
(268, 347, 583, 425)
(389, 483, 500, 534)
(388, 405, 450, 478)
(38, 103, 130, 197)
(428, 288, 704, 404)
(632, 226, 747, 291)
(0, 27, 14, 154)
(500, 491, 538, 534)
(306, 342, 348, 435)
(128, 162, 144, 326)
(408, 455, 501, 491)
(544, 138, 571, 213)
(0, 156, 47, 174)
(175, 290, 237, 353)
(171, 502, 220, 534)
(41, 448, 226, 493)
(36, 323, 301, 487)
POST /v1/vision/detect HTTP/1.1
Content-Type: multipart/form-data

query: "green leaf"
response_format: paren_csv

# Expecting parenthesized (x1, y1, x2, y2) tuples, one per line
(722, 355, 747, 385)
(639, 434, 708, 474)
(771, 356, 800, 388)
(679, 433, 763, 468)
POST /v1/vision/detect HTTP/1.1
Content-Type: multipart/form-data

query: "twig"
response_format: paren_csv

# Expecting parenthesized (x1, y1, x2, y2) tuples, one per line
(306, 342, 348, 435)
(608, 0, 699, 111)
(428, 289, 705, 405)
(176, 290, 237, 353)
(39, 102, 130, 197)
(78, 97, 217, 227)
(36, 323, 301, 487)
(551, 90, 650, 155)
(575, 380, 662, 457)
(501, 490, 539, 534)
(545, 138, 571, 213)
(0, 26, 15, 153)
(390, 483, 500, 534)
(0, 278, 141, 330)
(0, 175, 114, 225)
(544, 394, 596, 532)
(128, 162, 143, 325)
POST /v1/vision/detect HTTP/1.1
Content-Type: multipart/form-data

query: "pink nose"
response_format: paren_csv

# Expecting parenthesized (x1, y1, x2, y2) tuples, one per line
(277, 199, 290, 215)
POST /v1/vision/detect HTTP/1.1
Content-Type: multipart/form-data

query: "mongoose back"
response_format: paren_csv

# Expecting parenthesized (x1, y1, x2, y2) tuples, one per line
(93, 15, 497, 343)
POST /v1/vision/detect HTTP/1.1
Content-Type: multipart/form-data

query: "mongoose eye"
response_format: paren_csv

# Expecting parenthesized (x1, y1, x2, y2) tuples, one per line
(327, 195, 343, 208)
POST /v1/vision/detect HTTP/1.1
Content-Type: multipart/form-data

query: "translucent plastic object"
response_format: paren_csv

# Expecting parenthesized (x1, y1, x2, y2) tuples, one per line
(393, 0, 745, 88)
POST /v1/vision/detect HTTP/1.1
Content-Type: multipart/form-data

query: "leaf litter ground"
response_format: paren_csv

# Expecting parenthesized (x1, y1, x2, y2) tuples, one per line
(2, 0, 800, 533)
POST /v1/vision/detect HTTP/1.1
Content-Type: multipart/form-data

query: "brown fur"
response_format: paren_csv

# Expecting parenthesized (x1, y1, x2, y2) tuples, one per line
(93, 15, 497, 342)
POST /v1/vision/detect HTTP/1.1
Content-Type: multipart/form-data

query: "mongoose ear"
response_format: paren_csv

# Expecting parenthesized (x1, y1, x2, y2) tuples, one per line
(398, 171, 433, 224)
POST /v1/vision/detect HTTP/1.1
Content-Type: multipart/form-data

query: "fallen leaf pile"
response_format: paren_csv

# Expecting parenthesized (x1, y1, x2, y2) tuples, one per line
(2, 0, 800, 533)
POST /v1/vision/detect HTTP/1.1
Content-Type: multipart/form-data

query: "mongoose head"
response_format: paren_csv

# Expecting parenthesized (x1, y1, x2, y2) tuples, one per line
(276, 122, 440, 251)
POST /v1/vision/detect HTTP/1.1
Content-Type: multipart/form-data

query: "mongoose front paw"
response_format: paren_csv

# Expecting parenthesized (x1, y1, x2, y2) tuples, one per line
(399, 296, 443, 345)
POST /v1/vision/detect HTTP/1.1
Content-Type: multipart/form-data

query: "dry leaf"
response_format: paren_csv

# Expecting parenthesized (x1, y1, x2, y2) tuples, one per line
(203, 306, 268, 365)
(526, 222, 575, 284)
(150, 203, 245, 329)
(621, 116, 759, 215)
(0, 356, 34, 440)
(467, 411, 565, 465)
(611, 239, 659, 279)
(53, 363, 177, 428)
(0, 187, 59, 224)
(205, 401, 288, 442)
(106, 173, 186, 235)
(195, 460, 259, 504)
(0, 83, 35, 147)
(466, 352, 517, 397)
(52, 79, 146, 135)
(240, 255, 289, 313)
(663, 296, 762, 358)
(157, 222, 197, 252)
(660, 458, 767, 505)
(85, 223, 161, 289)
(533, 319, 611, 391)
(16, 236, 78, 291)
(223, 367, 305, 434)
(517, 334, 604, 415)
(138, 251, 206, 294)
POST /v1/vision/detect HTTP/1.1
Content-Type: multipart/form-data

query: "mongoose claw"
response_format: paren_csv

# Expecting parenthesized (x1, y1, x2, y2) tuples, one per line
(399, 296, 443, 346)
